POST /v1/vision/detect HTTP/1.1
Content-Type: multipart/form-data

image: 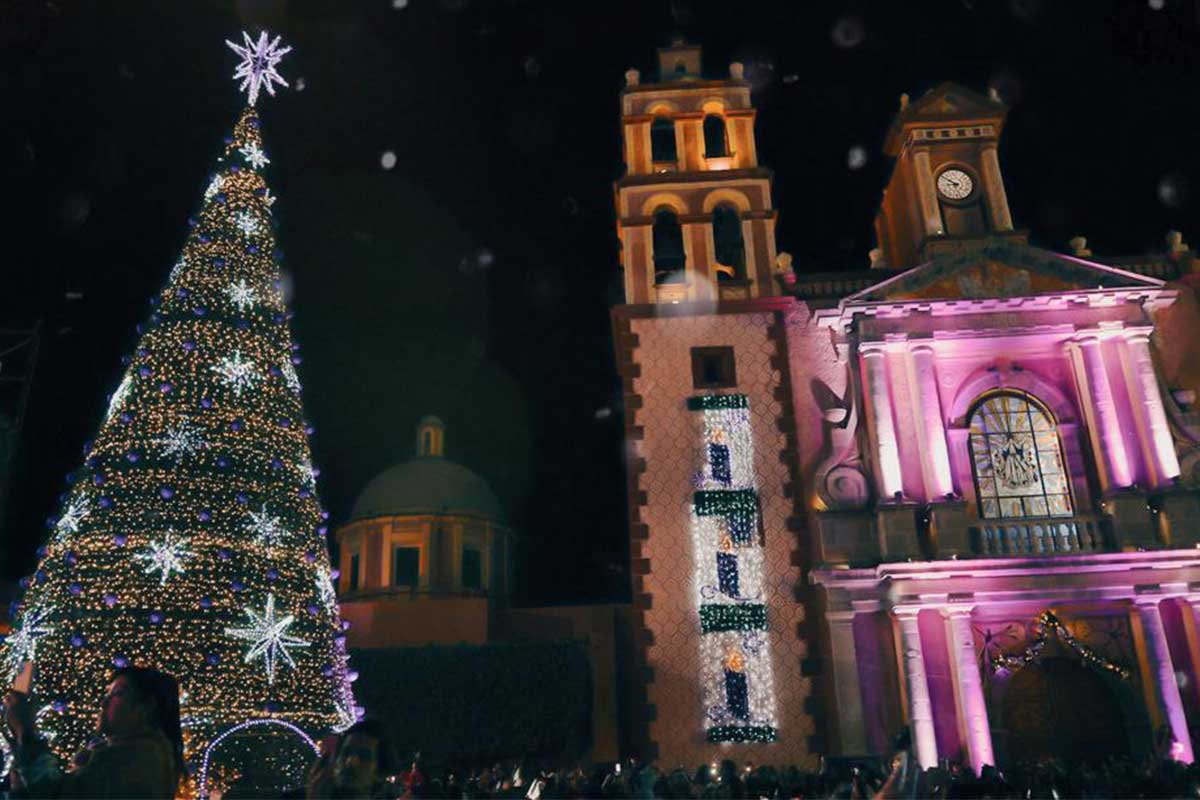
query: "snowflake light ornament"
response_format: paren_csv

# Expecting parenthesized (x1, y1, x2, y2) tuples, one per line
(225, 593, 310, 684)
(297, 457, 318, 489)
(225, 280, 258, 313)
(135, 532, 194, 586)
(4, 607, 54, 679)
(226, 30, 292, 107)
(239, 142, 270, 170)
(169, 259, 187, 284)
(56, 495, 90, 539)
(246, 504, 287, 548)
(262, 188, 277, 209)
(315, 567, 337, 610)
(105, 374, 134, 423)
(281, 358, 301, 394)
(212, 351, 261, 396)
(234, 210, 260, 238)
(204, 175, 224, 201)
(155, 420, 207, 459)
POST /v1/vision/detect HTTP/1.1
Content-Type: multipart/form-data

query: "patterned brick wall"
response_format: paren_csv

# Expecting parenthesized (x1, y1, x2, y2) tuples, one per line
(625, 308, 815, 766)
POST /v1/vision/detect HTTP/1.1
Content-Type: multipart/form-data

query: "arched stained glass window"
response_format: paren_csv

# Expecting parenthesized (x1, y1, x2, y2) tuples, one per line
(968, 392, 1073, 520)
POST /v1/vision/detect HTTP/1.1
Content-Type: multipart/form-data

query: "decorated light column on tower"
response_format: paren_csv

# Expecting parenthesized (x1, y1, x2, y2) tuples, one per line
(1, 31, 359, 793)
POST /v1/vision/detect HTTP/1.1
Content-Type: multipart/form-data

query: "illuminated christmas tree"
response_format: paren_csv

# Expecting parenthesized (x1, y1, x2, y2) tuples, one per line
(1, 31, 358, 793)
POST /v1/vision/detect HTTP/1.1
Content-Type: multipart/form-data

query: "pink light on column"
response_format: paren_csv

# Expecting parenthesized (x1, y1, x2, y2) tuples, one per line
(861, 345, 904, 500)
(942, 607, 994, 774)
(1075, 335, 1133, 489)
(894, 607, 939, 769)
(1135, 597, 1195, 763)
(1125, 331, 1181, 486)
(909, 345, 954, 499)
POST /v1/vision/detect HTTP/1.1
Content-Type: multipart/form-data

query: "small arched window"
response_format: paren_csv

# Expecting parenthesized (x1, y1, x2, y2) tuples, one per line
(674, 61, 688, 76)
(651, 117, 677, 163)
(652, 208, 686, 284)
(711, 204, 745, 280)
(968, 392, 1073, 519)
(703, 114, 727, 158)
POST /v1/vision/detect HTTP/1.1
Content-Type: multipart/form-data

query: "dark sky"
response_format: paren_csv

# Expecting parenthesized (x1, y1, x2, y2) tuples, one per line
(3, 0, 1200, 604)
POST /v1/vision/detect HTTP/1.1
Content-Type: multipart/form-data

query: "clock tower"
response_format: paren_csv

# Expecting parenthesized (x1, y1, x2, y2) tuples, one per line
(873, 82, 1025, 270)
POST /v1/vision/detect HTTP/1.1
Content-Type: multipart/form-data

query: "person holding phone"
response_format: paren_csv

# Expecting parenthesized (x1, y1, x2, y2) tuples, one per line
(3, 666, 183, 798)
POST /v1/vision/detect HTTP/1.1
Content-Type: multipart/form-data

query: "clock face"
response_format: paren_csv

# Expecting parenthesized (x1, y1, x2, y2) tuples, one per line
(937, 168, 974, 200)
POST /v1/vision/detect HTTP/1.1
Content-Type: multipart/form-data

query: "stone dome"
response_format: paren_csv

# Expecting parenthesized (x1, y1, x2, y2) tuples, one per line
(350, 456, 505, 523)
(350, 417, 503, 522)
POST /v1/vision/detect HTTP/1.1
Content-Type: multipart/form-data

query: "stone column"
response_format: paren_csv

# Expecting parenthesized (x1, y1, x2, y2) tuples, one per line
(908, 344, 954, 499)
(861, 345, 904, 500)
(894, 607, 938, 769)
(911, 149, 944, 239)
(680, 222, 702, 302)
(979, 144, 1014, 232)
(942, 607, 994, 774)
(827, 610, 868, 754)
(1075, 335, 1133, 489)
(1124, 331, 1181, 486)
(1135, 597, 1195, 763)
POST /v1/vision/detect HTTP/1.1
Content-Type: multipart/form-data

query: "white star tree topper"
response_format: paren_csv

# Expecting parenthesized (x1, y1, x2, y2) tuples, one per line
(135, 532, 194, 586)
(226, 31, 291, 107)
(212, 351, 261, 396)
(225, 593, 310, 684)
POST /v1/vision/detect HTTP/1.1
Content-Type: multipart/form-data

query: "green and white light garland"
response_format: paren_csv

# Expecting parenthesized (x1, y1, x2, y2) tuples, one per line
(687, 394, 778, 744)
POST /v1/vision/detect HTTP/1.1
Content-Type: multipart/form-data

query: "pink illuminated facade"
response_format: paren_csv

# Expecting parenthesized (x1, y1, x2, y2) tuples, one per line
(614, 45, 1200, 769)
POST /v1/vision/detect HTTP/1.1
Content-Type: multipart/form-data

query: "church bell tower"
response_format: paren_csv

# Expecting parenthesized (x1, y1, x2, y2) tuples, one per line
(614, 39, 781, 304)
(874, 83, 1025, 270)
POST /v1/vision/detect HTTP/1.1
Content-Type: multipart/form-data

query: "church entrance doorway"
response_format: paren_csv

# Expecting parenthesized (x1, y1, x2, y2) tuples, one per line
(1001, 657, 1129, 766)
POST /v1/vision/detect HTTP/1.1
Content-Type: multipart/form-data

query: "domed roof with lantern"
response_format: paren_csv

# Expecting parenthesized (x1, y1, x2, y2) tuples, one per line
(349, 416, 505, 523)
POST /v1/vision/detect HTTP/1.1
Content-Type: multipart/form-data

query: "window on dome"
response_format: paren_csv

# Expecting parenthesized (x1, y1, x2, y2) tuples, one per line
(968, 392, 1073, 520)
(392, 546, 420, 587)
(462, 548, 483, 590)
(349, 552, 361, 592)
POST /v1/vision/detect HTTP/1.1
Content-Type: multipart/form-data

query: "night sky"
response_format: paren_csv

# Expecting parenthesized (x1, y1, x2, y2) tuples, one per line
(3, 0, 1200, 604)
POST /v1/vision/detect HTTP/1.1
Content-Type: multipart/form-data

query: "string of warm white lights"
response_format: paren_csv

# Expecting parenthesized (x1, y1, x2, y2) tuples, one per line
(688, 394, 778, 744)
(991, 610, 1131, 679)
(0, 32, 359, 795)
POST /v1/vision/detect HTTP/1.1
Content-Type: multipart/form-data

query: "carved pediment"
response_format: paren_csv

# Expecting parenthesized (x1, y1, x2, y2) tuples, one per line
(905, 82, 1002, 121)
(846, 241, 1165, 303)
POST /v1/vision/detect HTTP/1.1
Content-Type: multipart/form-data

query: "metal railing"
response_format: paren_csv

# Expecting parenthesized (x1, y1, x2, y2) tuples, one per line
(970, 514, 1110, 556)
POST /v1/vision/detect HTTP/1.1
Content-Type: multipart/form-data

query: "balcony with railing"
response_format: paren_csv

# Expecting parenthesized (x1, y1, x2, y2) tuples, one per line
(969, 513, 1111, 557)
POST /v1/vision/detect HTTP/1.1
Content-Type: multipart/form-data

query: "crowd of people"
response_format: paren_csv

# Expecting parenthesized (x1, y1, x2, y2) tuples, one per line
(3, 668, 1200, 798)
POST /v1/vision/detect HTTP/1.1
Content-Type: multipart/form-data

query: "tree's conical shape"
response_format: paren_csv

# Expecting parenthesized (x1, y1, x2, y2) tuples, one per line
(3, 106, 356, 793)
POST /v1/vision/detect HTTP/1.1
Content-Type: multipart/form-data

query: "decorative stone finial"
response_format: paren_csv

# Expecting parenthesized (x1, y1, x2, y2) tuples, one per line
(729, 62, 745, 80)
(1167, 230, 1190, 256)
(625, 68, 640, 87)
(899, 93, 909, 111)
(1068, 236, 1091, 257)
(869, 248, 886, 268)
(774, 252, 796, 286)
(988, 86, 1001, 103)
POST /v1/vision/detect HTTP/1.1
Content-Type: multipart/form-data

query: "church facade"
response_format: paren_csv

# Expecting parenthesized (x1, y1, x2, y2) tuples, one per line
(614, 40, 1200, 770)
